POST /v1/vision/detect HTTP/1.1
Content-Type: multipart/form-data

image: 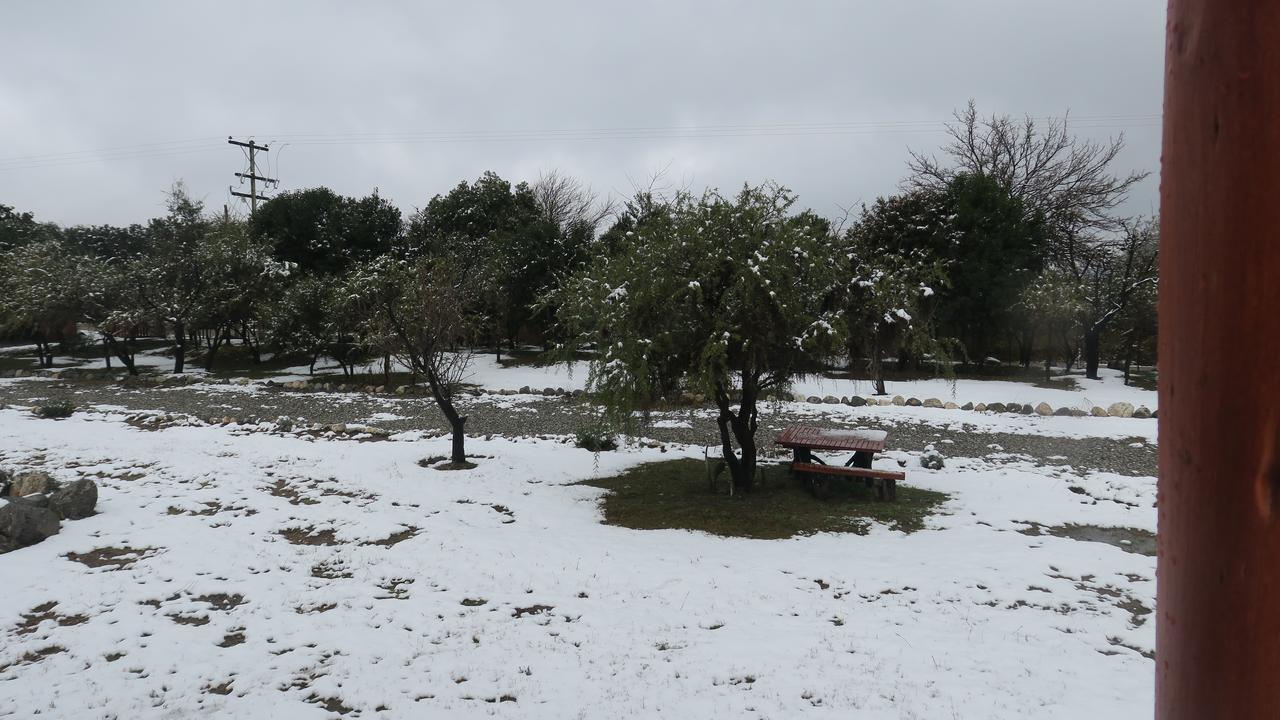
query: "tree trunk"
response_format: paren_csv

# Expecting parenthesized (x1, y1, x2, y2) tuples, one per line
(173, 322, 186, 374)
(1122, 335, 1137, 386)
(1084, 327, 1102, 380)
(383, 353, 391, 386)
(436, 395, 468, 463)
(205, 328, 226, 372)
(449, 414, 467, 463)
(713, 382, 759, 492)
(102, 334, 138, 375)
(869, 339, 887, 396)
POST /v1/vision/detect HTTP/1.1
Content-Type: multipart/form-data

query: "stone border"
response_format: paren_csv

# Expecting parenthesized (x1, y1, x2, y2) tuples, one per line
(797, 393, 1154, 419)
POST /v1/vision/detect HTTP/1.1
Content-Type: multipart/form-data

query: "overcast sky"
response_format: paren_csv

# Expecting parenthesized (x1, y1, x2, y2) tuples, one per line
(1, 1, 1165, 228)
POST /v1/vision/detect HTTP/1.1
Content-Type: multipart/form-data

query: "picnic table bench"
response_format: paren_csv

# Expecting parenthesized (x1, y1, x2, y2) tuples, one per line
(774, 426, 905, 500)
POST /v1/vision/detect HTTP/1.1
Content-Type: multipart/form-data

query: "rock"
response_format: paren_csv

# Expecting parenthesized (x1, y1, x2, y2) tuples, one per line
(1151, 409, 1158, 419)
(0, 468, 10, 496)
(1070, 408, 1087, 417)
(1053, 406, 1074, 416)
(1090, 406, 1109, 417)
(902, 397, 920, 407)
(1005, 403, 1022, 414)
(12, 493, 49, 508)
(822, 395, 839, 404)
(47, 479, 97, 520)
(0, 501, 60, 549)
(944, 401, 959, 410)
(891, 396, 906, 406)
(973, 403, 987, 412)
(328, 423, 347, 434)
(922, 398, 943, 409)
(986, 402, 1007, 414)
(1019, 404, 1033, 414)
(1107, 402, 1135, 418)
(9, 470, 57, 498)
(848, 396, 867, 407)
(839, 396, 849, 404)
(920, 445, 945, 470)
(1132, 406, 1153, 419)
(1035, 402, 1053, 416)
(519, 386, 531, 394)
(961, 402, 974, 411)
(806, 396, 822, 404)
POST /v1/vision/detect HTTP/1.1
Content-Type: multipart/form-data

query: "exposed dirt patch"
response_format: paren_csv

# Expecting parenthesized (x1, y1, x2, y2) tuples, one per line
(64, 546, 157, 570)
(0, 645, 67, 672)
(12, 601, 59, 636)
(307, 694, 354, 715)
(295, 603, 337, 614)
(218, 631, 246, 647)
(266, 478, 321, 506)
(279, 526, 341, 546)
(206, 680, 235, 695)
(168, 613, 211, 626)
(311, 560, 353, 579)
(376, 578, 413, 600)
(433, 461, 478, 471)
(1018, 522, 1156, 556)
(513, 604, 553, 619)
(363, 527, 419, 547)
(195, 593, 246, 611)
(460, 598, 487, 607)
(1108, 636, 1154, 660)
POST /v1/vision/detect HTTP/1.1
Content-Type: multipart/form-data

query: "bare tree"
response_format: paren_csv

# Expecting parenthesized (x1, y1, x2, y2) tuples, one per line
(532, 170, 616, 237)
(1076, 218, 1159, 380)
(907, 101, 1149, 238)
(352, 257, 477, 465)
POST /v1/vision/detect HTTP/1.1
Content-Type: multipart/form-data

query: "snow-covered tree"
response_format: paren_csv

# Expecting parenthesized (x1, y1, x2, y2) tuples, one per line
(192, 218, 293, 371)
(265, 275, 363, 376)
(0, 239, 87, 366)
(553, 183, 844, 491)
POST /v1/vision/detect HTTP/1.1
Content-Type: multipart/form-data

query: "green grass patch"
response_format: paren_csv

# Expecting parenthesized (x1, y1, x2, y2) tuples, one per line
(579, 459, 948, 539)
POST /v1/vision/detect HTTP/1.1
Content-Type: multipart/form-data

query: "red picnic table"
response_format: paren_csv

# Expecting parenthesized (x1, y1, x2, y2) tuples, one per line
(774, 426, 905, 500)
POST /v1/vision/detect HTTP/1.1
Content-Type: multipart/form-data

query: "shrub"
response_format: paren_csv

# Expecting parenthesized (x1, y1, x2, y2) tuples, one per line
(574, 423, 617, 452)
(34, 400, 75, 419)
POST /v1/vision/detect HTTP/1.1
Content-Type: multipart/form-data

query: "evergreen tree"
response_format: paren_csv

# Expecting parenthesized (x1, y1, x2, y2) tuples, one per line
(553, 183, 843, 491)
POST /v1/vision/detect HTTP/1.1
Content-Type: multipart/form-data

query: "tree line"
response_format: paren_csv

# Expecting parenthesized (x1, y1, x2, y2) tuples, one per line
(0, 104, 1158, 479)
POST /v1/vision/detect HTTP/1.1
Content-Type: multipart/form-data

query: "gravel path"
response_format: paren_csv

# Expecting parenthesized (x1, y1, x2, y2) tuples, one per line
(0, 378, 1158, 477)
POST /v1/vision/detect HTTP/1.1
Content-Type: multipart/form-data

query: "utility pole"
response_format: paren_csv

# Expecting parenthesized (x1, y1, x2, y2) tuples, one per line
(227, 137, 276, 215)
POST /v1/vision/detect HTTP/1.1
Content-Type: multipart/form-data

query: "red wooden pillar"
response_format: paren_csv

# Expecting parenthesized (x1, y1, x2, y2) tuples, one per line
(1159, 2, 1280, 717)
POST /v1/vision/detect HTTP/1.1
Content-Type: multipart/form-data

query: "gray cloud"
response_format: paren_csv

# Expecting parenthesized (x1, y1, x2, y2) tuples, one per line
(1, 1, 1164, 227)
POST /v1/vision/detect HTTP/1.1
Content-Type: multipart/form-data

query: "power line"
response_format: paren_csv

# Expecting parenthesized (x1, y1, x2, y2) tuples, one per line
(0, 114, 1162, 172)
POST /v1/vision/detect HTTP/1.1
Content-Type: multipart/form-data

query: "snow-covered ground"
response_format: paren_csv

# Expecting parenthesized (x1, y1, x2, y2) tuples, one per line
(0, 406, 1155, 718)
(17, 341, 1156, 415)
(791, 367, 1155, 412)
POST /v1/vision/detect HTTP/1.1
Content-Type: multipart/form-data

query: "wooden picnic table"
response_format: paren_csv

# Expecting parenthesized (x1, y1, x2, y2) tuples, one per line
(774, 426, 904, 500)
